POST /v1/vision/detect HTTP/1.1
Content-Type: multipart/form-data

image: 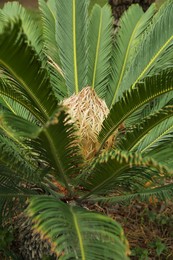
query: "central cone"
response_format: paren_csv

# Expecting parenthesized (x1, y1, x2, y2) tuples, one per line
(62, 87, 110, 159)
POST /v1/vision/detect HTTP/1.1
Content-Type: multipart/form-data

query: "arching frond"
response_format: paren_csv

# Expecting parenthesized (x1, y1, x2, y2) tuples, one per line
(39, 0, 60, 65)
(146, 142, 173, 168)
(0, 95, 38, 123)
(121, 0, 173, 92)
(0, 135, 40, 183)
(80, 149, 171, 197)
(118, 106, 173, 152)
(27, 196, 129, 260)
(36, 108, 83, 193)
(0, 76, 45, 123)
(87, 4, 113, 98)
(125, 91, 173, 126)
(56, 0, 89, 95)
(87, 183, 173, 205)
(138, 116, 173, 154)
(98, 69, 173, 152)
(39, 0, 67, 101)
(106, 3, 156, 107)
(0, 1, 42, 53)
(0, 110, 40, 139)
(0, 20, 58, 123)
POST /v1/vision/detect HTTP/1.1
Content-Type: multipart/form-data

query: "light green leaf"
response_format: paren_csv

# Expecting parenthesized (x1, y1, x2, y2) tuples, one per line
(37, 108, 83, 193)
(1, 1, 42, 53)
(119, 106, 173, 152)
(0, 20, 58, 123)
(106, 3, 156, 107)
(87, 4, 113, 98)
(122, 0, 173, 92)
(56, 0, 89, 95)
(98, 69, 173, 152)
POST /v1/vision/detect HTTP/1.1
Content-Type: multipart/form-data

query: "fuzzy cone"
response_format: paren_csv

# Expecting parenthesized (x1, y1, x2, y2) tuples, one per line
(62, 87, 115, 160)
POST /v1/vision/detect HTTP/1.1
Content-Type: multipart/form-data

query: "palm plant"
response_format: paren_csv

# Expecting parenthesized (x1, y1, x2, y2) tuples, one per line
(0, 0, 173, 259)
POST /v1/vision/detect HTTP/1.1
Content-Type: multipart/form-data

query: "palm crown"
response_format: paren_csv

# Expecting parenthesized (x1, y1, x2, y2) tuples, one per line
(0, 0, 173, 259)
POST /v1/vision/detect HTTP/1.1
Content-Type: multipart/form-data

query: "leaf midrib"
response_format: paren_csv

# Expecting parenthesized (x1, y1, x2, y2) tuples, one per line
(132, 35, 173, 89)
(92, 10, 102, 89)
(81, 164, 127, 199)
(98, 82, 173, 153)
(44, 128, 71, 193)
(111, 16, 142, 106)
(141, 124, 173, 153)
(73, 0, 79, 94)
(70, 207, 86, 260)
(128, 110, 173, 151)
(0, 59, 49, 123)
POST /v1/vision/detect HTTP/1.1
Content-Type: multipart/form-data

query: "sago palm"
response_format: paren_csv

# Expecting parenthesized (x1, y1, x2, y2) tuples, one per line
(0, 0, 173, 259)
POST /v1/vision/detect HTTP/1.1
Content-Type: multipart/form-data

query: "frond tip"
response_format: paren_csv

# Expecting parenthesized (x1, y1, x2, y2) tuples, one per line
(26, 196, 130, 260)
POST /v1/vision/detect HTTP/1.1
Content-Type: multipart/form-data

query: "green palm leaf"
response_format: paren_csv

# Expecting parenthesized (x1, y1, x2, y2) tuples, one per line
(122, 0, 173, 92)
(87, 4, 112, 98)
(0, 20, 58, 123)
(138, 116, 173, 154)
(0, 1, 42, 53)
(87, 183, 173, 205)
(146, 142, 173, 168)
(39, 0, 60, 65)
(98, 69, 173, 152)
(0, 135, 40, 183)
(80, 149, 171, 197)
(39, 0, 67, 101)
(0, 76, 46, 123)
(0, 67, 38, 121)
(0, 110, 39, 139)
(27, 196, 129, 260)
(56, 0, 89, 95)
(0, 96, 37, 123)
(36, 108, 83, 193)
(106, 3, 156, 107)
(0, 170, 36, 198)
(119, 106, 173, 152)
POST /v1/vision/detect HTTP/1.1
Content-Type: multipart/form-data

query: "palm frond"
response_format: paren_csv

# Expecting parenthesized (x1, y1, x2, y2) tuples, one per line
(125, 91, 173, 126)
(1, 1, 42, 53)
(118, 106, 173, 151)
(0, 76, 46, 123)
(0, 96, 38, 123)
(0, 20, 58, 123)
(36, 108, 83, 193)
(146, 142, 173, 168)
(27, 196, 129, 260)
(98, 69, 173, 152)
(106, 3, 156, 107)
(138, 116, 173, 154)
(0, 170, 36, 198)
(39, 0, 60, 65)
(0, 147, 37, 187)
(80, 149, 171, 197)
(0, 66, 37, 119)
(87, 4, 113, 99)
(39, 0, 67, 101)
(121, 0, 173, 92)
(0, 165, 39, 225)
(87, 183, 173, 205)
(0, 110, 40, 139)
(56, 0, 89, 95)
